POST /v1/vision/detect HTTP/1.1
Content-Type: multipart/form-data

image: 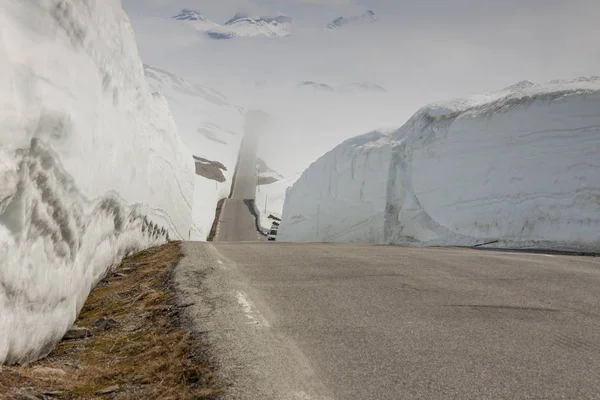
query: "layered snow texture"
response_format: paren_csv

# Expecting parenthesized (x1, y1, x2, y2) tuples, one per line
(0, 1, 194, 364)
(280, 131, 392, 243)
(172, 9, 292, 39)
(279, 78, 600, 251)
(144, 65, 244, 240)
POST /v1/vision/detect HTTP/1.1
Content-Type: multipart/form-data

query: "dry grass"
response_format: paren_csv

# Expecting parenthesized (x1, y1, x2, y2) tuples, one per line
(0, 241, 220, 400)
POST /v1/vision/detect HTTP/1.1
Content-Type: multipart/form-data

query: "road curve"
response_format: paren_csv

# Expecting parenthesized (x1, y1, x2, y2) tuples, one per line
(176, 242, 600, 400)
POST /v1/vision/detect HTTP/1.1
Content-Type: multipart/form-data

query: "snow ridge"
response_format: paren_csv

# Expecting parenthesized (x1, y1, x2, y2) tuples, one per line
(143, 65, 244, 240)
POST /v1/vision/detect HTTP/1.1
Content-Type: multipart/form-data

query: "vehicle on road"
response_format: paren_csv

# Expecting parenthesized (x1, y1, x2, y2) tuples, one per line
(267, 228, 278, 241)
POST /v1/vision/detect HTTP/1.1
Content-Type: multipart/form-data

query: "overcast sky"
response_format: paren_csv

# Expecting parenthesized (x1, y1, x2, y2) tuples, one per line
(122, 0, 600, 87)
(122, 0, 600, 174)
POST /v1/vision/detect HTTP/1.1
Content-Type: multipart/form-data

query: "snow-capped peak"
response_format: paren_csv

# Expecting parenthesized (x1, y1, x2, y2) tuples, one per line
(327, 10, 377, 29)
(208, 12, 293, 39)
(172, 8, 207, 22)
(171, 9, 292, 39)
(172, 9, 220, 31)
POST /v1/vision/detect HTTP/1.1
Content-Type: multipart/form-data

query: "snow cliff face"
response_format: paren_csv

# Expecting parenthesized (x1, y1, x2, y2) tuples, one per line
(280, 131, 392, 243)
(327, 10, 377, 30)
(280, 78, 600, 251)
(0, 1, 194, 364)
(143, 65, 244, 240)
(171, 9, 292, 39)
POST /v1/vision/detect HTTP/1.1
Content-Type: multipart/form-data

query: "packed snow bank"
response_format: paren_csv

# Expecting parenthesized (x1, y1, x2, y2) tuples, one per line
(279, 132, 392, 243)
(0, 1, 194, 364)
(144, 65, 244, 240)
(279, 78, 600, 251)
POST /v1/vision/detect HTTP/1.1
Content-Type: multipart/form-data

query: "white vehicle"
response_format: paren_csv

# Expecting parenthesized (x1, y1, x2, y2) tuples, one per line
(267, 228, 278, 241)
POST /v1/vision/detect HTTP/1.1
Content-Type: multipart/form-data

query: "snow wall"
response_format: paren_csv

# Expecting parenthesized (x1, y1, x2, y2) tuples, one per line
(143, 65, 245, 240)
(0, 1, 194, 364)
(279, 79, 600, 252)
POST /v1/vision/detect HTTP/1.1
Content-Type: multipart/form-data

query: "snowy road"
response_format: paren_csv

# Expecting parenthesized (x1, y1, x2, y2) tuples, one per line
(214, 112, 265, 242)
(177, 242, 600, 400)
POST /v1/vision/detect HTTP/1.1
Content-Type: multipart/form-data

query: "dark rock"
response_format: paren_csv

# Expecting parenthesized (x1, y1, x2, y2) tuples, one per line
(62, 326, 91, 340)
(94, 317, 119, 332)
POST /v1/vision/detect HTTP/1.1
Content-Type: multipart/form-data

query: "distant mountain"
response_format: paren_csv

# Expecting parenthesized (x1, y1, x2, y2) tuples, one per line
(171, 9, 292, 39)
(171, 9, 220, 31)
(327, 10, 377, 29)
(338, 82, 387, 93)
(297, 80, 386, 94)
(297, 81, 336, 92)
(172, 8, 205, 21)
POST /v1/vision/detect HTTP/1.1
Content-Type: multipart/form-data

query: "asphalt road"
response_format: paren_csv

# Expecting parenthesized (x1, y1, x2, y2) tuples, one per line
(214, 111, 265, 242)
(177, 242, 600, 400)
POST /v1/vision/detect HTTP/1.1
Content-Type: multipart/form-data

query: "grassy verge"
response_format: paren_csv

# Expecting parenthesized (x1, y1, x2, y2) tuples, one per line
(0, 241, 219, 400)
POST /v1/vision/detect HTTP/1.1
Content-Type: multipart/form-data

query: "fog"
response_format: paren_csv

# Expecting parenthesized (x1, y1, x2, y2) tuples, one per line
(123, 0, 600, 176)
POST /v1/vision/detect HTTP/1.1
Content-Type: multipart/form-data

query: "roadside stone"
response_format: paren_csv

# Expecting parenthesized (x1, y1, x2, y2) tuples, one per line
(96, 385, 120, 395)
(62, 326, 91, 340)
(93, 317, 119, 332)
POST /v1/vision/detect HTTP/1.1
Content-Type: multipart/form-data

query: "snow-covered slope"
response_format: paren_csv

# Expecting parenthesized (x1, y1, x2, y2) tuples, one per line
(280, 78, 600, 252)
(143, 65, 244, 240)
(0, 1, 194, 364)
(257, 158, 284, 185)
(327, 10, 377, 30)
(256, 174, 301, 231)
(171, 9, 292, 39)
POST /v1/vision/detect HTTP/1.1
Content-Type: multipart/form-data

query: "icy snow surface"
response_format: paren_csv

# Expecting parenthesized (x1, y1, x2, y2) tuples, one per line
(279, 78, 600, 251)
(0, 1, 193, 364)
(144, 65, 244, 240)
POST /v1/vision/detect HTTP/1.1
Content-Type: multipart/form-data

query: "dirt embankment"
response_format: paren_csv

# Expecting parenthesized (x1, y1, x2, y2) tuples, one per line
(0, 242, 220, 400)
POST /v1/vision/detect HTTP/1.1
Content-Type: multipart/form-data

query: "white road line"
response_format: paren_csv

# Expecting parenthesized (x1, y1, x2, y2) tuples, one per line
(236, 291, 270, 327)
